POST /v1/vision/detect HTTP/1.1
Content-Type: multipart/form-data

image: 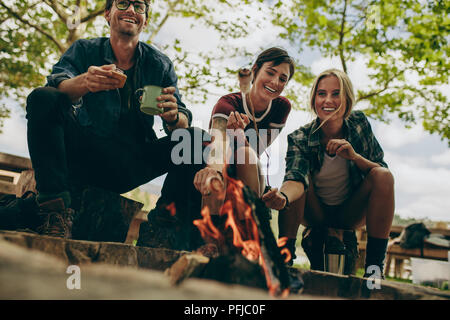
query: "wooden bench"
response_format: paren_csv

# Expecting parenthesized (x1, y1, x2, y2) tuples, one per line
(356, 225, 450, 278)
(0, 152, 36, 197)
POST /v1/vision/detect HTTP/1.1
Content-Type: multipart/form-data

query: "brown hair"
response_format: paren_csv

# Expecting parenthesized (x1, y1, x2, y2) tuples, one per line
(252, 47, 295, 82)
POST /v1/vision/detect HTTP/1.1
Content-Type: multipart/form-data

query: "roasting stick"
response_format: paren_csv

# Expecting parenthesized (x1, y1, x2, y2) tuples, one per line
(238, 68, 258, 135)
(201, 68, 259, 214)
(238, 68, 266, 197)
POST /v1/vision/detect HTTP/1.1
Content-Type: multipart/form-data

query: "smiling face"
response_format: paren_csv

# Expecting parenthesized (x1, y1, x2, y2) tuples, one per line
(251, 61, 290, 103)
(105, 0, 148, 38)
(314, 75, 346, 123)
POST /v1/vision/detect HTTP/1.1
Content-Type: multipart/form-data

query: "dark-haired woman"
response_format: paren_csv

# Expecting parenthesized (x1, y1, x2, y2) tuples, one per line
(194, 47, 295, 219)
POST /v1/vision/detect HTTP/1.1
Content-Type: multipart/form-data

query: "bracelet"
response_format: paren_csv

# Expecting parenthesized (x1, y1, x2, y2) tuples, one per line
(280, 191, 290, 210)
(164, 112, 179, 126)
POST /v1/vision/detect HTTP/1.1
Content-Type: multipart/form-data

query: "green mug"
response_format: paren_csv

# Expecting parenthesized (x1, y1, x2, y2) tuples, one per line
(137, 85, 164, 115)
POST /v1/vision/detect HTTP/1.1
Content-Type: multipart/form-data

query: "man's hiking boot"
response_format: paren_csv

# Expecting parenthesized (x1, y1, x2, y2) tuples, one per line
(36, 198, 74, 239)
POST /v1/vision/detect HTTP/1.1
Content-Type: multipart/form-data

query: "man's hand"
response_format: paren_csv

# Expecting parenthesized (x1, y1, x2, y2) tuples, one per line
(158, 86, 179, 124)
(262, 188, 287, 211)
(84, 64, 123, 93)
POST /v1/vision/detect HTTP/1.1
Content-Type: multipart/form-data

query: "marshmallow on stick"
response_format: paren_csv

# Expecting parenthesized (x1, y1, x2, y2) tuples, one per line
(238, 68, 253, 94)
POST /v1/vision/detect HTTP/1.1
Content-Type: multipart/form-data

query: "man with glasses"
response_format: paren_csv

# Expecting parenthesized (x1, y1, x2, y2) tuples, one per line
(25, 0, 207, 246)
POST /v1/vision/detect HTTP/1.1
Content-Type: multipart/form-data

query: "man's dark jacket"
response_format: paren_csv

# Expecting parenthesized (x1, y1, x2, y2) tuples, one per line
(47, 37, 192, 140)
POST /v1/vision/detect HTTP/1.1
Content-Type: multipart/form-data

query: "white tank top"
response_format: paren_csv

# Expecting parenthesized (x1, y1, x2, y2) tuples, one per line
(313, 152, 351, 206)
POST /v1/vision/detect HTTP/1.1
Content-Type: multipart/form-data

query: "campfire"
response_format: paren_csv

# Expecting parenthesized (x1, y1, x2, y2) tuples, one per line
(165, 168, 303, 297)
(165, 68, 303, 297)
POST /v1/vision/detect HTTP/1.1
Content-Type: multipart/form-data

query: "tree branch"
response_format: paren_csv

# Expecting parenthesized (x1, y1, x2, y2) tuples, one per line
(0, 1, 65, 53)
(43, 0, 69, 22)
(338, 0, 348, 72)
(81, 7, 104, 23)
(148, 0, 182, 43)
(357, 69, 406, 101)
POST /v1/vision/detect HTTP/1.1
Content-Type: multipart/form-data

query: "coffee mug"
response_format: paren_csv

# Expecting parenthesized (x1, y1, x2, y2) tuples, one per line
(136, 85, 164, 115)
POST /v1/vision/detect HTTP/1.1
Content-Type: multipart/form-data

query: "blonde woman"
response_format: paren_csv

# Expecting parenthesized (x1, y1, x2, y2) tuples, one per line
(263, 69, 394, 278)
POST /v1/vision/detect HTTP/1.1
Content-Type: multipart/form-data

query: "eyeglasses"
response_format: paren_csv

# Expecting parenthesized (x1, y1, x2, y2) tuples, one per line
(115, 0, 147, 15)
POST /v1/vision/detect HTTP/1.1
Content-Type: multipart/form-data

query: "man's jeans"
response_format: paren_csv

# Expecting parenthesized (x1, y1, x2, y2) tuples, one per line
(26, 86, 207, 221)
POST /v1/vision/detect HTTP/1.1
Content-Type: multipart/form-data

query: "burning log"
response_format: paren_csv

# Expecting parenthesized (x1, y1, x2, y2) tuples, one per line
(193, 175, 302, 297)
(201, 252, 267, 290)
(241, 186, 292, 296)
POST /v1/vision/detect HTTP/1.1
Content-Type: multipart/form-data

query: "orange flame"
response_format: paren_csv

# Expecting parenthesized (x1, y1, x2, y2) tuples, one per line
(193, 206, 224, 243)
(277, 237, 292, 264)
(193, 173, 290, 297)
(166, 202, 176, 217)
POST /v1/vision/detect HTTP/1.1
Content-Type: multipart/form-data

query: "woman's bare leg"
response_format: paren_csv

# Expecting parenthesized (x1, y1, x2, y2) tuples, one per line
(338, 167, 395, 238)
(235, 146, 265, 197)
(338, 167, 395, 276)
(278, 182, 326, 238)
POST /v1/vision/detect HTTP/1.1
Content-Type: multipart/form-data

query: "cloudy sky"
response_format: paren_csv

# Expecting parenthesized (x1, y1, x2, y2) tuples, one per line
(1, 2, 448, 223)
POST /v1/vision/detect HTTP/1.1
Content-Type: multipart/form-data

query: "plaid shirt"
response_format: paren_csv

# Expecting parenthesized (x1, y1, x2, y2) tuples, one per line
(284, 110, 388, 191)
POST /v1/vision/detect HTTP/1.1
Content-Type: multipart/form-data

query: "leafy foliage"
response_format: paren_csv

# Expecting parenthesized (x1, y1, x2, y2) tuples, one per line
(0, 0, 265, 127)
(1, 0, 448, 143)
(0, 0, 106, 131)
(271, 0, 449, 144)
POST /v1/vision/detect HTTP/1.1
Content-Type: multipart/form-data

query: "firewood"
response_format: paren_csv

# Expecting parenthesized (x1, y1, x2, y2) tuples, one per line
(72, 187, 144, 243)
(15, 170, 37, 197)
(165, 254, 210, 285)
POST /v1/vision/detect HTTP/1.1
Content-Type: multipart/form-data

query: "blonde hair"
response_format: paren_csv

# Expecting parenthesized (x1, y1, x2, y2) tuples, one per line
(309, 69, 356, 131)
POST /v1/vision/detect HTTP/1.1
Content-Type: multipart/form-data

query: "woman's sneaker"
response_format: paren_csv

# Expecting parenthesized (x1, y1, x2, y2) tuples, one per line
(36, 198, 74, 239)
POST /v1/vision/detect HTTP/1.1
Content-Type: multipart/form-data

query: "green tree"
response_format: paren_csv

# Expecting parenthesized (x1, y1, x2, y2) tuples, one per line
(271, 0, 449, 144)
(0, 0, 265, 129)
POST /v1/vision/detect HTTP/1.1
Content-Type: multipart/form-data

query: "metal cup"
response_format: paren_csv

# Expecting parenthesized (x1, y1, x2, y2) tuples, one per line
(323, 236, 347, 275)
(324, 253, 345, 275)
(136, 85, 164, 115)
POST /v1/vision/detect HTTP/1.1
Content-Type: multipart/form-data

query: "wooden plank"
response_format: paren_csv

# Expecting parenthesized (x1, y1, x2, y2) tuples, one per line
(15, 169, 36, 197)
(361, 225, 450, 237)
(388, 244, 448, 260)
(165, 254, 210, 285)
(0, 169, 20, 184)
(428, 228, 450, 237)
(0, 180, 17, 195)
(0, 175, 14, 183)
(359, 241, 448, 261)
(0, 152, 32, 172)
